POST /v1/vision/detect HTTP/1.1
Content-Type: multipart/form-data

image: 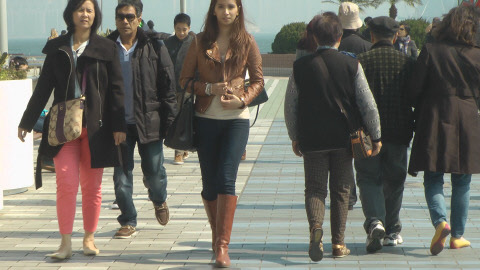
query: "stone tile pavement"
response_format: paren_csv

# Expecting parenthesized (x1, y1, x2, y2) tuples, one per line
(1, 77, 480, 269)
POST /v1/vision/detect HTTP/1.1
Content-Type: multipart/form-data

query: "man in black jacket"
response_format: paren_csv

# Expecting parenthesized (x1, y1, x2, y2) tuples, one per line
(108, 0, 177, 239)
(356, 16, 415, 253)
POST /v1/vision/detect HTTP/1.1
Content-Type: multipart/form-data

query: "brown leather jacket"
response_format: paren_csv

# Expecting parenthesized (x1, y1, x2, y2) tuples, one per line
(179, 32, 264, 113)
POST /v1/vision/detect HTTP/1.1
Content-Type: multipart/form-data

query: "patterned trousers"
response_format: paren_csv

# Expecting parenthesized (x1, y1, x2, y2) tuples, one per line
(303, 148, 353, 245)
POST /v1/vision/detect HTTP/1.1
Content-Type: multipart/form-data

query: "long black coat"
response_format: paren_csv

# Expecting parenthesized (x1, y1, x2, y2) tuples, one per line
(19, 33, 126, 188)
(408, 42, 480, 175)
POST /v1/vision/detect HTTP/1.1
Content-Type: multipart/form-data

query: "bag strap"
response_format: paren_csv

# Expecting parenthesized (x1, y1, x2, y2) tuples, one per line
(315, 51, 356, 133)
(250, 105, 260, 128)
(450, 47, 480, 111)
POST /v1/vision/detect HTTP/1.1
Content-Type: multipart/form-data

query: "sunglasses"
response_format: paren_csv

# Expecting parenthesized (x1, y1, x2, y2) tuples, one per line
(116, 13, 136, 22)
(399, 28, 405, 31)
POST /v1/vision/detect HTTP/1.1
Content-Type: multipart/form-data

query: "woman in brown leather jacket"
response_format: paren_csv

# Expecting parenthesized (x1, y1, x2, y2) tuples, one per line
(179, 0, 264, 267)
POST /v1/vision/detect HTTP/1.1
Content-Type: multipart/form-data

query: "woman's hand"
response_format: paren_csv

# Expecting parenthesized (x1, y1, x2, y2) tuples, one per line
(292, 141, 302, 157)
(113, 132, 126, 145)
(211, 82, 228, 96)
(18, 128, 29, 142)
(220, 94, 244, 110)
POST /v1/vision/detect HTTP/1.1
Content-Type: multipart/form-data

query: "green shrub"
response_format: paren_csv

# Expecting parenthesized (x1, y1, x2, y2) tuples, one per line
(0, 53, 27, 81)
(399, 18, 430, 50)
(271, 22, 307, 54)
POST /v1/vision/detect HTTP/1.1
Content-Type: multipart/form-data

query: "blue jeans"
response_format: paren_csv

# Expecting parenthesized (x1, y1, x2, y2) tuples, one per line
(113, 124, 168, 227)
(355, 143, 407, 234)
(195, 117, 249, 201)
(424, 171, 471, 238)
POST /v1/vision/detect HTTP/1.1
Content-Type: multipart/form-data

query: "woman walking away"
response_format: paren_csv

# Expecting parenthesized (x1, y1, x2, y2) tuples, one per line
(18, 0, 126, 260)
(179, 0, 264, 267)
(286, 12, 381, 261)
(408, 5, 480, 256)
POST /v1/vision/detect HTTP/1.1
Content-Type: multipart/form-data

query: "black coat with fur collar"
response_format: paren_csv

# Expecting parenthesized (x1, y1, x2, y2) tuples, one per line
(19, 33, 126, 188)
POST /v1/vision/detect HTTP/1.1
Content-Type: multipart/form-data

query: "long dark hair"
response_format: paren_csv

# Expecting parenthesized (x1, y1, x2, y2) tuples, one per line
(297, 19, 317, 52)
(201, 0, 249, 67)
(63, 0, 102, 34)
(434, 5, 480, 46)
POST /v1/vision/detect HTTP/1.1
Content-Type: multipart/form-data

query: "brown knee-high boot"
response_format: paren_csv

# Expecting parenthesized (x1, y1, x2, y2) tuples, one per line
(202, 198, 217, 251)
(215, 194, 237, 268)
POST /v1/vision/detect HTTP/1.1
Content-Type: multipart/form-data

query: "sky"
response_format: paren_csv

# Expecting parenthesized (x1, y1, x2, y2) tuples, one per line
(5, 0, 460, 39)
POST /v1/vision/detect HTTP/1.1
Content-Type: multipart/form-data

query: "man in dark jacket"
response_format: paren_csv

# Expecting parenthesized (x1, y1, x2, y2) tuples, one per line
(356, 16, 415, 253)
(108, 0, 177, 239)
(337, 2, 372, 210)
(338, 2, 372, 56)
(164, 13, 194, 165)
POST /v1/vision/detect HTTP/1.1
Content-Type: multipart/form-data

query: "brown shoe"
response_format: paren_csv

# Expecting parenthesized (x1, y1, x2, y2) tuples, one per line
(308, 226, 323, 262)
(114, 225, 136, 239)
(202, 198, 217, 252)
(241, 150, 246, 161)
(173, 154, 184, 165)
(332, 244, 350, 258)
(215, 195, 237, 268)
(154, 202, 169, 226)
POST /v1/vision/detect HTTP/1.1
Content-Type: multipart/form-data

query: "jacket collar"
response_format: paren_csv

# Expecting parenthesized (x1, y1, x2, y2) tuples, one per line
(42, 32, 115, 61)
(107, 27, 149, 50)
(205, 42, 233, 63)
(371, 40, 395, 50)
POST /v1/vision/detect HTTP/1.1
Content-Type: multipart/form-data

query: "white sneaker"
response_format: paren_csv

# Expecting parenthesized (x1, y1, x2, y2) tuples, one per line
(383, 233, 403, 246)
(366, 223, 386, 253)
(111, 200, 119, 210)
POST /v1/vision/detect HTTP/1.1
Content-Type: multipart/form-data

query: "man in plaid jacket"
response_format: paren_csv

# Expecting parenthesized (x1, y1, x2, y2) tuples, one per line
(355, 16, 415, 253)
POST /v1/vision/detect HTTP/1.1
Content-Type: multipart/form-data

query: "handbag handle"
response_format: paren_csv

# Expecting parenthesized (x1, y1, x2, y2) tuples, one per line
(178, 78, 194, 112)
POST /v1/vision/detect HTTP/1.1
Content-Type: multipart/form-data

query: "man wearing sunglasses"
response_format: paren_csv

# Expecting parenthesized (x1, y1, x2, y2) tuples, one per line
(107, 0, 177, 239)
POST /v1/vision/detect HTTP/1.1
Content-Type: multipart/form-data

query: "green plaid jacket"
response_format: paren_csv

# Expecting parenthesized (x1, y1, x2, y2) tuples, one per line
(357, 41, 415, 146)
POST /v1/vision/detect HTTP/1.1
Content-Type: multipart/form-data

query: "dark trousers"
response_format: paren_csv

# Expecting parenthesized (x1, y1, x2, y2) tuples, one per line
(303, 148, 353, 245)
(196, 117, 249, 201)
(113, 124, 168, 227)
(355, 143, 407, 234)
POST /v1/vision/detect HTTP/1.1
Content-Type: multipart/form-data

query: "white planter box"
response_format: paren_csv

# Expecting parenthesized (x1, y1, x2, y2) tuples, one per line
(0, 79, 34, 209)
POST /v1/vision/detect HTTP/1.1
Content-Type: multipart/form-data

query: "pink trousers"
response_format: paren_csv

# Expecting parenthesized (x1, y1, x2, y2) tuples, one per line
(53, 128, 103, 234)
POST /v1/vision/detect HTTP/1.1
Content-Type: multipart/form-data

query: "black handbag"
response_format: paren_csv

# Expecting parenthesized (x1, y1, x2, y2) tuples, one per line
(164, 79, 196, 152)
(245, 77, 268, 107)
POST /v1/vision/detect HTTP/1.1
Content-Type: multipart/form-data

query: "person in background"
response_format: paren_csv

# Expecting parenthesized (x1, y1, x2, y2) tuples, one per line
(287, 12, 381, 261)
(337, 1, 372, 211)
(18, 0, 126, 260)
(48, 28, 59, 40)
(165, 13, 194, 165)
(394, 23, 418, 59)
(408, 5, 480, 256)
(146, 19, 156, 33)
(356, 16, 415, 253)
(338, 2, 372, 56)
(425, 17, 441, 44)
(107, 0, 177, 239)
(179, 0, 264, 267)
(9, 56, 29, 71)
(362, 16, 373, 41)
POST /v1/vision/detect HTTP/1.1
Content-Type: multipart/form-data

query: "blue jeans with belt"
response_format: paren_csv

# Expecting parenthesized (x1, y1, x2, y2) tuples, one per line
(113, 124, 168, 227)
(424, 171, 471, 238)
(195, 117, 249, 201)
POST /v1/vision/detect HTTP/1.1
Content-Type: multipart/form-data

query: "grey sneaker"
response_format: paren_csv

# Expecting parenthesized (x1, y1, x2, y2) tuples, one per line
(114, 225, 136, 239)
(383, 233, 403, 246)
(366, 223, 386, 253)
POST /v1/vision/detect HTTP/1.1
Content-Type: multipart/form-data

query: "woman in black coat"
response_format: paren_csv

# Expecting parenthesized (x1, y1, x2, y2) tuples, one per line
(18, 0, 126, 260)
(408, 5, 480, 256)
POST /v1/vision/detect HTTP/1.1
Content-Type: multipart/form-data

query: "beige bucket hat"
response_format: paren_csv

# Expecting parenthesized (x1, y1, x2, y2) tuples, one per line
(338, 2, 363, 30)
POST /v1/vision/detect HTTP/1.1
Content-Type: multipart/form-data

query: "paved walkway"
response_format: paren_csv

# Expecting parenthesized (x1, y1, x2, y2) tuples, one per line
(1, 77, 480, 269)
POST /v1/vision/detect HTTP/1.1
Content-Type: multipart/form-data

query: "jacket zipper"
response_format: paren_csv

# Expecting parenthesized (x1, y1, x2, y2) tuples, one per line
(97, 60, 103, 127)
